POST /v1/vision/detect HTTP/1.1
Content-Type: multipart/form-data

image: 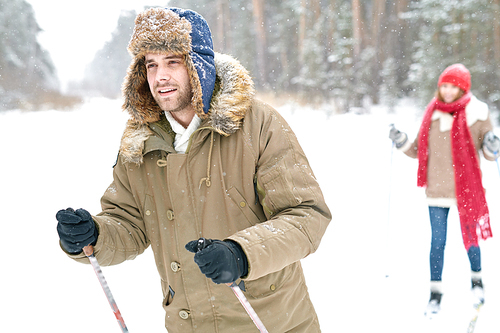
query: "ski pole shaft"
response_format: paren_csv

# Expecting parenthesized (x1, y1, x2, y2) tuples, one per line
(83, 245, 129, 333)
(385, 124, 396, 279)
(226, 282, 269, 333)
(495, 152, 500, 176)
(196, 238, 268, 333)
(388, 139, 395, 222)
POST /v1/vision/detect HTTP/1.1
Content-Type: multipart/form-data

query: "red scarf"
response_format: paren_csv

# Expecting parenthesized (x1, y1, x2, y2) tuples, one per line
(417, 92, 492, 250)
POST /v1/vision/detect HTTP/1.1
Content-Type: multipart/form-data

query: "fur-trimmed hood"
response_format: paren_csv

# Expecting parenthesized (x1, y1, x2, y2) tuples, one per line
(119, 52, 255, 164)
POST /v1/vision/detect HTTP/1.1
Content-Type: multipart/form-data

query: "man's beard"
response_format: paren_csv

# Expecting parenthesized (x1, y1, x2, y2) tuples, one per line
(154, 83, 193, 113)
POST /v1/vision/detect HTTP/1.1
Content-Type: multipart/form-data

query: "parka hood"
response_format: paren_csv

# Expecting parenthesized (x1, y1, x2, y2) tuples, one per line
(119, 52, 255, 165)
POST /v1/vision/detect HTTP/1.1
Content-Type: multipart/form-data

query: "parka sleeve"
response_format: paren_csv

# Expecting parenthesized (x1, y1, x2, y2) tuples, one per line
(227, 104, 332, 281)
(67, 160, 150, 266)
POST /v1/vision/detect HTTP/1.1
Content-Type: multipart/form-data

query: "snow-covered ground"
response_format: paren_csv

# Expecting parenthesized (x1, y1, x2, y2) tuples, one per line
(1, 98, 499, 332)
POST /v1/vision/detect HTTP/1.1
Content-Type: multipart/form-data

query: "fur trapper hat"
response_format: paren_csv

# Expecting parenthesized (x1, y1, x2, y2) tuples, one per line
(122, 7, 216, 124)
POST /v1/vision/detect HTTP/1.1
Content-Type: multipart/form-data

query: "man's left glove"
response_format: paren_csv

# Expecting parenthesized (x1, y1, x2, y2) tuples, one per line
(185, 238, 248, 284)
(56, 208, 98, 254)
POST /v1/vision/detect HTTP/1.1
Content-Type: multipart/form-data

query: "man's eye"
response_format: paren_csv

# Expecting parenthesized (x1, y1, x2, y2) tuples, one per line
(146, 63, 156, 69)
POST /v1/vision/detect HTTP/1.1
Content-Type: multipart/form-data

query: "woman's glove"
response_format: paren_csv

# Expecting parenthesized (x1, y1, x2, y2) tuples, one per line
(484, 131, 500, 156)
(389, 125, 408, 149)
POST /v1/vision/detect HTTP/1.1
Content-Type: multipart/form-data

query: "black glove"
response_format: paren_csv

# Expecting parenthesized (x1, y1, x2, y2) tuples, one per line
(56, 208, 98, 254)
(484, 131, 500, 155)
(185, 238, 248, 284)
(389, 124, 408, 148)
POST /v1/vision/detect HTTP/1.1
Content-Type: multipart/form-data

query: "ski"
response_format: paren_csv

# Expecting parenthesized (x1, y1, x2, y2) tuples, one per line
(466, 303, 483, 333)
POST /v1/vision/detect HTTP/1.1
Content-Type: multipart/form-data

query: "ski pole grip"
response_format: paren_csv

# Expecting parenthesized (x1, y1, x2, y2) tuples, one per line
(83, 245, 94, 257)
(196, 237, 212, 252)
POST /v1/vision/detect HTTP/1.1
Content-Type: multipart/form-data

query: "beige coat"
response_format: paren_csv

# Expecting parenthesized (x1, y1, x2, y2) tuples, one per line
(68, 54, 331, 332)
(401, 96, 495, 207)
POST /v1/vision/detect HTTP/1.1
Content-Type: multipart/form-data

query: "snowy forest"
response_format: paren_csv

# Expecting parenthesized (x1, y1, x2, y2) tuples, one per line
(0, 0, 82, 110)
(2, 0, 500, 113)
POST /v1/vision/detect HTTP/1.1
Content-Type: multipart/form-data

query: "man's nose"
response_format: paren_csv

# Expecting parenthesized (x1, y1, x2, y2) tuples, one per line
(157, 65, 172, 82)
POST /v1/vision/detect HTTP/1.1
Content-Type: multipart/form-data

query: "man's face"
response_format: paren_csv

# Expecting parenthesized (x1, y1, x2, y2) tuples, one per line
(145, 53, 194, 114)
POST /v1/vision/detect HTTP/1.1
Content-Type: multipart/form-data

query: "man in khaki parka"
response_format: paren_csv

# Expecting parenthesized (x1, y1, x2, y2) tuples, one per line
(56, 7, 331, 333)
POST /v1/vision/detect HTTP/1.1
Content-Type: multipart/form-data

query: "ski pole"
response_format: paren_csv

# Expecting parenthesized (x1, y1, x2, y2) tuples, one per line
(495, 152, 500, 177)
(196, 238, 269, 333)
(83, 245, 129, 333)
(385, 125, 396, 279)
(388, 125, 395, 226)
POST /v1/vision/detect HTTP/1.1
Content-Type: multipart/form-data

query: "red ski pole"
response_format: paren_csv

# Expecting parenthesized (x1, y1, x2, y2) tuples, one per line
(226, 281, 269, 333)
(83, 245, 129, 333)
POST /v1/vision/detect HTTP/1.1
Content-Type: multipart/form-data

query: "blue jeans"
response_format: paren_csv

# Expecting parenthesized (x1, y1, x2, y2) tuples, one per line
(429, 206, 481, 281)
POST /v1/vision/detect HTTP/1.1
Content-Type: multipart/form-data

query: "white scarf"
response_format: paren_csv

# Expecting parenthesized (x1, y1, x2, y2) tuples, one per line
(165, 112, 202, 154)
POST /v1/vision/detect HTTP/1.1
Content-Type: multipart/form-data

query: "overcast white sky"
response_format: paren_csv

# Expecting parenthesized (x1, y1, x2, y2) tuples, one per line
(27, 0, 170, 90)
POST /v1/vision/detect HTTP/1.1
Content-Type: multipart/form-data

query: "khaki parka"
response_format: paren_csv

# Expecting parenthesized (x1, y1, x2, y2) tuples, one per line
(400, 96, 495, 207)
(68, 53, 331, 332)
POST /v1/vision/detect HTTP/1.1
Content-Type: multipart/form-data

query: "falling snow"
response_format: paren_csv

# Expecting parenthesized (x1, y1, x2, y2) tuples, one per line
(1, 97, 499, 332)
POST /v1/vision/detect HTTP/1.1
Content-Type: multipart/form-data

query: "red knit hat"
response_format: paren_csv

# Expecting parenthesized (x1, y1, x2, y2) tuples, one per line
(438, 64, 471, 92)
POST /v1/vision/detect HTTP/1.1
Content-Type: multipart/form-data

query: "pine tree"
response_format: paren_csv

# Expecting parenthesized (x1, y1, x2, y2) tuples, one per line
(405, 0, 500, 111)
(0, 0, 59, 110)
(80, 10, 136, 98)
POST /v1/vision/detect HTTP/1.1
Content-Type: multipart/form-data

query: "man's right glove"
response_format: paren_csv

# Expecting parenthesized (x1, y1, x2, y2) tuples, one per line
(483, 131, 500, 156)
(56, 208, 98, 254)
(185, 238, 248, 284)
(389, 125, 408, 149)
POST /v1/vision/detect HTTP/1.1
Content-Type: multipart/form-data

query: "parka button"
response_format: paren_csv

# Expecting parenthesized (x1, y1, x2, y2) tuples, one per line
(239, 201, 246, 208)
(167, 210, 175, 221)
(270, 284, 276, 291)
(145, 210, 151, 216)
(170, 261, 181, 272)
(179, 310, 190, 320)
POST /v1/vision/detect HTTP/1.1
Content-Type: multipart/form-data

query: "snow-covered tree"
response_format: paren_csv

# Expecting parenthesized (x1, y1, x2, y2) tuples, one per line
(0, 0, 59, 110)
(80, 10, 136, 98)
(405, 0, 500, 111)
(78, 0, 500, 115)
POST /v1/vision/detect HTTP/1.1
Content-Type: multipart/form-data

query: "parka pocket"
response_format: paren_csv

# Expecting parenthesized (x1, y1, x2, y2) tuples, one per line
(244, 263, 295, 299)
(227, 186, 264, 226)
(258, 159, 303, 214)
(161, 281, 175, 307)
